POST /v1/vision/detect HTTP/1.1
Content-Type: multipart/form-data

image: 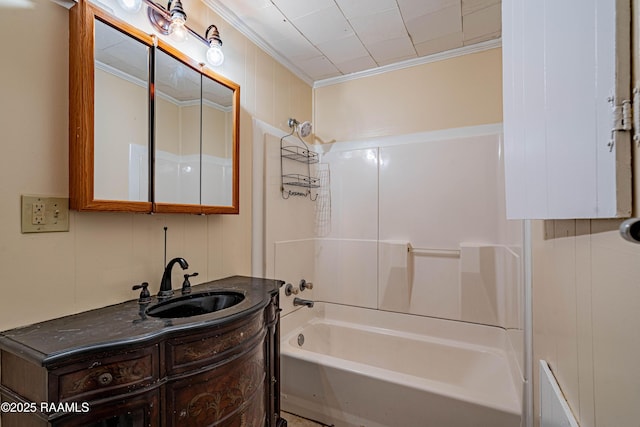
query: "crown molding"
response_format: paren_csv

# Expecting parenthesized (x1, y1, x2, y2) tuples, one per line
(313, 38, 502, 88)
(202, 0, 315, 86)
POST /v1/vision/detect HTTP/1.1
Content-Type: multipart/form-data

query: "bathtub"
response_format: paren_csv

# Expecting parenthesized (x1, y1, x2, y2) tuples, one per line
(280, 303, 522, 427)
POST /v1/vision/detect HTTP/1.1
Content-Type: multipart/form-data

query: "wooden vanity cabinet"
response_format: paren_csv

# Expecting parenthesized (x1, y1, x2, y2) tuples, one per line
(0, 289, 286, 427)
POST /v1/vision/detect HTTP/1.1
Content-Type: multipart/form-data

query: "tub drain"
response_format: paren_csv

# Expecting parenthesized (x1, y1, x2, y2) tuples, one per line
(297, 333, 305, 346)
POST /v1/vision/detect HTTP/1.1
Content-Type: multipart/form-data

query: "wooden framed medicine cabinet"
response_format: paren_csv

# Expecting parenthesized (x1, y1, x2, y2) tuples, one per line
(69, 0, 240, 214)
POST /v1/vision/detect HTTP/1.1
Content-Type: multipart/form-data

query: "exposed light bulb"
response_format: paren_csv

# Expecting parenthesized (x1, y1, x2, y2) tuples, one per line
(168, 17, 188, 42)
(117, 0, 141, 12)
(205, 25, 224, 67)
(206, 43, 224, 66)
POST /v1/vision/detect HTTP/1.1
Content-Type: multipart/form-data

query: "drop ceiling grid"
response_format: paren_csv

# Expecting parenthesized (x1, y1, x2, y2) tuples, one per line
(211, 0, 502, 82)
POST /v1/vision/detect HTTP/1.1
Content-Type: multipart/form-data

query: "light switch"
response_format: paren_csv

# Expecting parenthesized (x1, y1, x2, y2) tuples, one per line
(21, 195, 70, 233)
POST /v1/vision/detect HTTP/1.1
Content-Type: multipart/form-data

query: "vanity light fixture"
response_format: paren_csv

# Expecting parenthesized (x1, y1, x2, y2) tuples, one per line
(205, 25, 224, 66)
(145, 0, 226, 65)
(147, 0, 188, 42)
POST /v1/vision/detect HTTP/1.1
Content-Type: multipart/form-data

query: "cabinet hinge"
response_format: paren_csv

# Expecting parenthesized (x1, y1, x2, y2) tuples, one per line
(612, 99, 632, 132)
(608, 96, 633, 152)
(634, 88, 640, 145)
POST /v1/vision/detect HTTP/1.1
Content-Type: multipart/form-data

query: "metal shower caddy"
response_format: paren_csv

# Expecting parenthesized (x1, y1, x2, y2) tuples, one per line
(280, 118, 319, 200)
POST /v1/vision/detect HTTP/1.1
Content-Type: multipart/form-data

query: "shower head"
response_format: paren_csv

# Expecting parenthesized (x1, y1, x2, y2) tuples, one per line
(288, 118, 312, 138)
(298, 121, 312, 138)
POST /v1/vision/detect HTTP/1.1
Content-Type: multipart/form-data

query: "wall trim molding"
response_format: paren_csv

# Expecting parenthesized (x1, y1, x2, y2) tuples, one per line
(316, 123, 504, 154)
(313, 38, 502, 89)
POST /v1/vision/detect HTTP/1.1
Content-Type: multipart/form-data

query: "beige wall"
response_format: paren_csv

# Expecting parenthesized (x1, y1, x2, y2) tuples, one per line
(313, 48, 502, 142)
(0, 0, 311, 331)
(532, 220, 640, 427)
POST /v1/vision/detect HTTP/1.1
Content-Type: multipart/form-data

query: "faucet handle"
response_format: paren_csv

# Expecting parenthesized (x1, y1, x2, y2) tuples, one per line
(132, 282, 151, 304)
(284, 283, 298, 296)
(299, 279, 313, 291)
(181, 272, 198, 295)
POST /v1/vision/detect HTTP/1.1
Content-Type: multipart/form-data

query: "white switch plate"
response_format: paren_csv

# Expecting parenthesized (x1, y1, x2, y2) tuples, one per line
(21, 195, 70, 233)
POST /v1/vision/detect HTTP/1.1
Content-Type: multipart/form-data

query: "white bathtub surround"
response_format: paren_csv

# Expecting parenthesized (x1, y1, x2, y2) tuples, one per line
(273, 239, 317, 316)
(275, 237, 526, 377)
(313, 238, 378, 308)
(460, 244, 522, 329)
(378, 241, 411, 312)
(281, 303, 522, 427)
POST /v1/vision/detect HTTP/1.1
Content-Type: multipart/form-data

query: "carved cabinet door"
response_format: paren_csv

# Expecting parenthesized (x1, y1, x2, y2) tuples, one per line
(51, 389, 159, 427)
(165, 344, 266, 427)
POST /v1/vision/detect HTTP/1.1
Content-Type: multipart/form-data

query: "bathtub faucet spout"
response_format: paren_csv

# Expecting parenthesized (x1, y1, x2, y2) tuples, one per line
(293, 297, 314, 308)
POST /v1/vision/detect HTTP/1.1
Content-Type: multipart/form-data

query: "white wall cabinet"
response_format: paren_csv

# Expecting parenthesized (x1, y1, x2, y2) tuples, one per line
(503, 0, 632, 219)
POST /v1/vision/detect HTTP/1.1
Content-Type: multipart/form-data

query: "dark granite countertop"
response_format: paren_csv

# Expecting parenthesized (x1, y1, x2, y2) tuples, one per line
(0, 276, 282, 367)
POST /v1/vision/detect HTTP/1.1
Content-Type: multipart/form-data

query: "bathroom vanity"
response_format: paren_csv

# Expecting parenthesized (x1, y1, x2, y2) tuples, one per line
(0, 276, 286, 427)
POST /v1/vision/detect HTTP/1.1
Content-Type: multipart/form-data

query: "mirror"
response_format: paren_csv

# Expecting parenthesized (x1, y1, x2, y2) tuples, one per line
(201, 72, 235, 208)
(94, 19, 150, 203)
(154, 48, 202, 207)
(153, 42, 239, 214)
(69, 2, 240, 214)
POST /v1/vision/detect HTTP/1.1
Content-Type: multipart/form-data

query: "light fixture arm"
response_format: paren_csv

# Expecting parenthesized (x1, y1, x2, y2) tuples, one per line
(206, 25, 223, 47)
(167, 0, 186, 21)
(145, 0, 209, 44)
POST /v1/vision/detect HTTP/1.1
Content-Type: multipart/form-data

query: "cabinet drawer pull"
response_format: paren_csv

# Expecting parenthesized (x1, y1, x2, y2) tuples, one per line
(98, 372, 113, 386)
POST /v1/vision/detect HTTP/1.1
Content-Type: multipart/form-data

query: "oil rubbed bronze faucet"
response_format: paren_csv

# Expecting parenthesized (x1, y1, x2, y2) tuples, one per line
(159, 257, 189, 298)
(293, 297, 314, 308)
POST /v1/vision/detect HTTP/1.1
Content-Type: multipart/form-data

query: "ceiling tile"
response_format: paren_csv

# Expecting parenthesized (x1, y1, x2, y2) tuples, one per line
(316, 34, 370, 65)
(334, 55, 378, 74)
(271, 0, 335, 20)
(462, 0, 501, 16)
(405, 4, 462, 44)
(240, 5, 298, 44)
(349, 8, 408, 45)
(397, 0, 459, 18)
(217, 0, 273, 17)
(462, 3, 501, 41)
(463, 31, 500, 46)
(366, 35, 416, 65)
(335, 0, 397, 18)
(376, 52, 416, 67)
(276, 33, 323, 62)
(414, 32, 463, 56)
(297, 55, 341, 79)
(292, 5, 355, 45)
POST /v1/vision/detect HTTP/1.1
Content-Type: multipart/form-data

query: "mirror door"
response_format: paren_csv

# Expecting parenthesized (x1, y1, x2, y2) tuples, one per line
(70, 6, 153, 212)
(153, 43, 240, 214)
(94, 19, 150, 203)
(201, 71, 239, 213)
(154, 47, 202, 212)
